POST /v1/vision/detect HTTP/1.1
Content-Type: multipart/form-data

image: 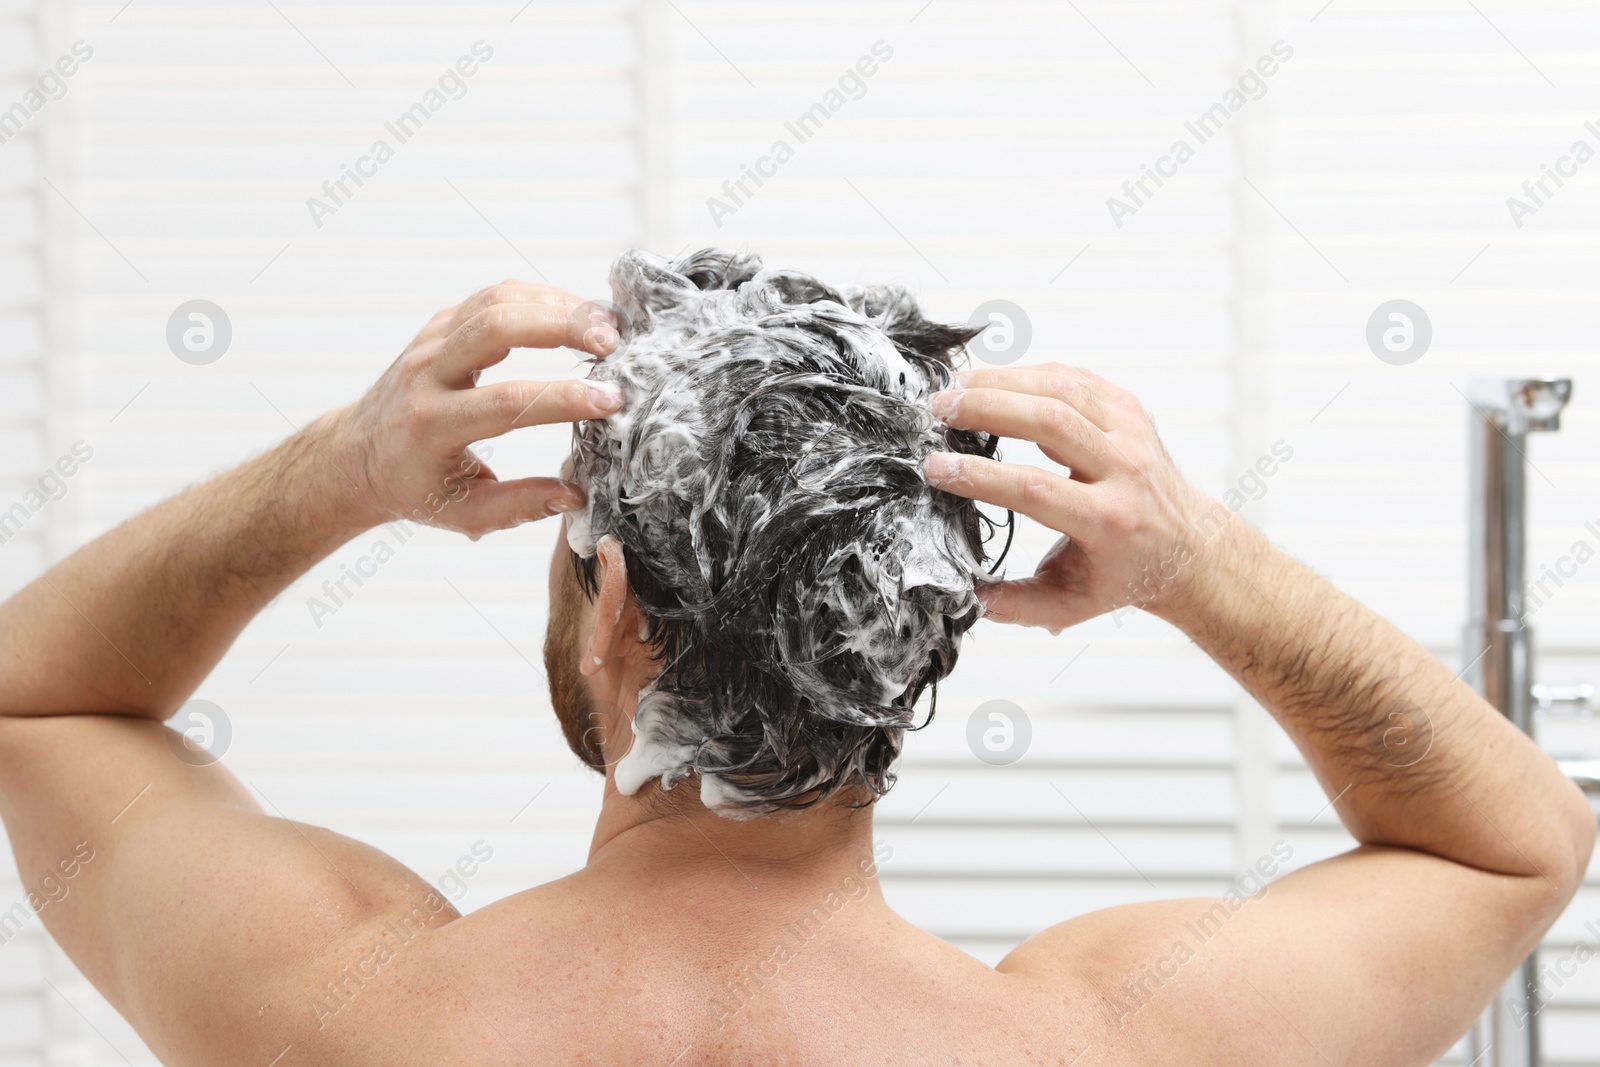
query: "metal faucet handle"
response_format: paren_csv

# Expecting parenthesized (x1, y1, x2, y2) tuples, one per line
(1532, 683, 1594, 719)
(1559, 760, 1600, 798)
(1467, 377, 1574, 433)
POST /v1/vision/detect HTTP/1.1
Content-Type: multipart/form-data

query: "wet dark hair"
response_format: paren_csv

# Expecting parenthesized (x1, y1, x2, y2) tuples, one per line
(564, 248, 1000, 815)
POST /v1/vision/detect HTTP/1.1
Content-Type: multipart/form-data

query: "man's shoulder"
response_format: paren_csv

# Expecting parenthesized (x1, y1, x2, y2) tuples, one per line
(995, 897, 1287, 1062)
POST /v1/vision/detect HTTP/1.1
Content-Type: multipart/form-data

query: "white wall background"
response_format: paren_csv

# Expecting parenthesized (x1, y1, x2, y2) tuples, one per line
(3, 0, 1600, 1063)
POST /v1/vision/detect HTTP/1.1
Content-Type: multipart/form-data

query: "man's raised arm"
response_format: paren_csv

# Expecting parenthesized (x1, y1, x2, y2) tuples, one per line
(0, 284, 619, 722)
(0, 284, 620, 1064)
(925, 363, 1595, 1065)
(1161, 506, 1594, 895)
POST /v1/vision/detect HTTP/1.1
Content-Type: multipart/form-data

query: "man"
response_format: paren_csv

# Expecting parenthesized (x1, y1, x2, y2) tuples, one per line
(0, 251, 1591, 1067)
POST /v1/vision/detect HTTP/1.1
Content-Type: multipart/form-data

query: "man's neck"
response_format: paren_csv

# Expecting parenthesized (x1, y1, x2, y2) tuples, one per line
(585, 775, 882, 891)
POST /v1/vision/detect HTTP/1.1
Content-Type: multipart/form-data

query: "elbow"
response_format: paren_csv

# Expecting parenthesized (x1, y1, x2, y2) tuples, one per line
(1565, 780, 1598, 888)
(1538, 778, 1596, 912)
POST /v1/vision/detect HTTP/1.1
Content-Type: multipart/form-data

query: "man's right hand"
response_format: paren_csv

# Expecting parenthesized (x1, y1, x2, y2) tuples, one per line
(923, 363, 1220, 631)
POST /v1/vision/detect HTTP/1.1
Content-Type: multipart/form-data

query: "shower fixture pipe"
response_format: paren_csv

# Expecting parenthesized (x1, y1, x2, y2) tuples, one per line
(1461, 377, 1575, 1067)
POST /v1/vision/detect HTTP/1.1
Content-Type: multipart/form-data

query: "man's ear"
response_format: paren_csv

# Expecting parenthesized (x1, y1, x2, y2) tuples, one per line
(580, 535, 633, 678)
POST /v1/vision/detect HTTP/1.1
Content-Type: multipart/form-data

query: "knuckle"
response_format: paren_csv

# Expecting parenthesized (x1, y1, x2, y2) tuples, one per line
(400, 347, 432, 377)
(951, 390, 986, 424)
(570, 306, 602, 340)
(404, 395, 437, 430)
(457, 307, 492, 345)
(453, 313, 484, 347)
(1049, 367, 1097, 406)
(490, 383, 528, 422)
(562, 379, 593, 407)
(401, 337, 442, 369)
(1038, 400, 1076, 440)
(1019, 466, 1056, 510)
(480, 304, 512, 340)
(1042, 371, 1076, 401)
(459, 284, 495, 312)
(485, 284, 523, 308)
(1100, 498, 1138, 537)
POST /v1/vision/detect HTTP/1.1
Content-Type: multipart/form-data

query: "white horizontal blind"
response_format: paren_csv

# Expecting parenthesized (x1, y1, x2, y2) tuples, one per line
(0, 0, 70, 1061)
(0, 1, 1596, 1065)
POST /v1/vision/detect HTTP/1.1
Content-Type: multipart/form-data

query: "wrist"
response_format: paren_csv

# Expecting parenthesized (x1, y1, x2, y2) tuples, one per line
(1147, 498, 1269, 634)
(274, 409, 383, 544)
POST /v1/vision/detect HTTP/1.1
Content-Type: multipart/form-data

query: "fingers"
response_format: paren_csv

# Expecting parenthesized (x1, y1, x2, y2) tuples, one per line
(932, 388, 1117, 481)
(436, 295, 619, 383)
(449, 280, 557, 326)
(449, 281, 611, 335)
(445, 378, 623, 444)
(946, 363, 1134, 433)
(976, 578, 1101, 633)
(440, 476, 586, 537)
(410, 281, 581, 349)
(923, 452, 1098, 536)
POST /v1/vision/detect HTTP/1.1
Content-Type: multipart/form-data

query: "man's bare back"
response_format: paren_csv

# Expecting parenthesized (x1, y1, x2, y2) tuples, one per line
(0, 276, 1591, 1066)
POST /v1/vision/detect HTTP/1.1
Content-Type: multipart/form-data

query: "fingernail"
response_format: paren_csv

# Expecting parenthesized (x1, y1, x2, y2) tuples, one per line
(546, 495, 584, 515)
(929, 390, 959, 420)
(950, 369, 972, 388)
(586, 380, 623, 410)
(923, 452, 959, 484)
(588, 325, 620, 354)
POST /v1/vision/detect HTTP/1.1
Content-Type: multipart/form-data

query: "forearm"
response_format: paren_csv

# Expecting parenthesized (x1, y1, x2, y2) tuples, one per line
(0, 284, 619, 723)
(0, 414, 369, 719)
(1161, 513, 1595, 888)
